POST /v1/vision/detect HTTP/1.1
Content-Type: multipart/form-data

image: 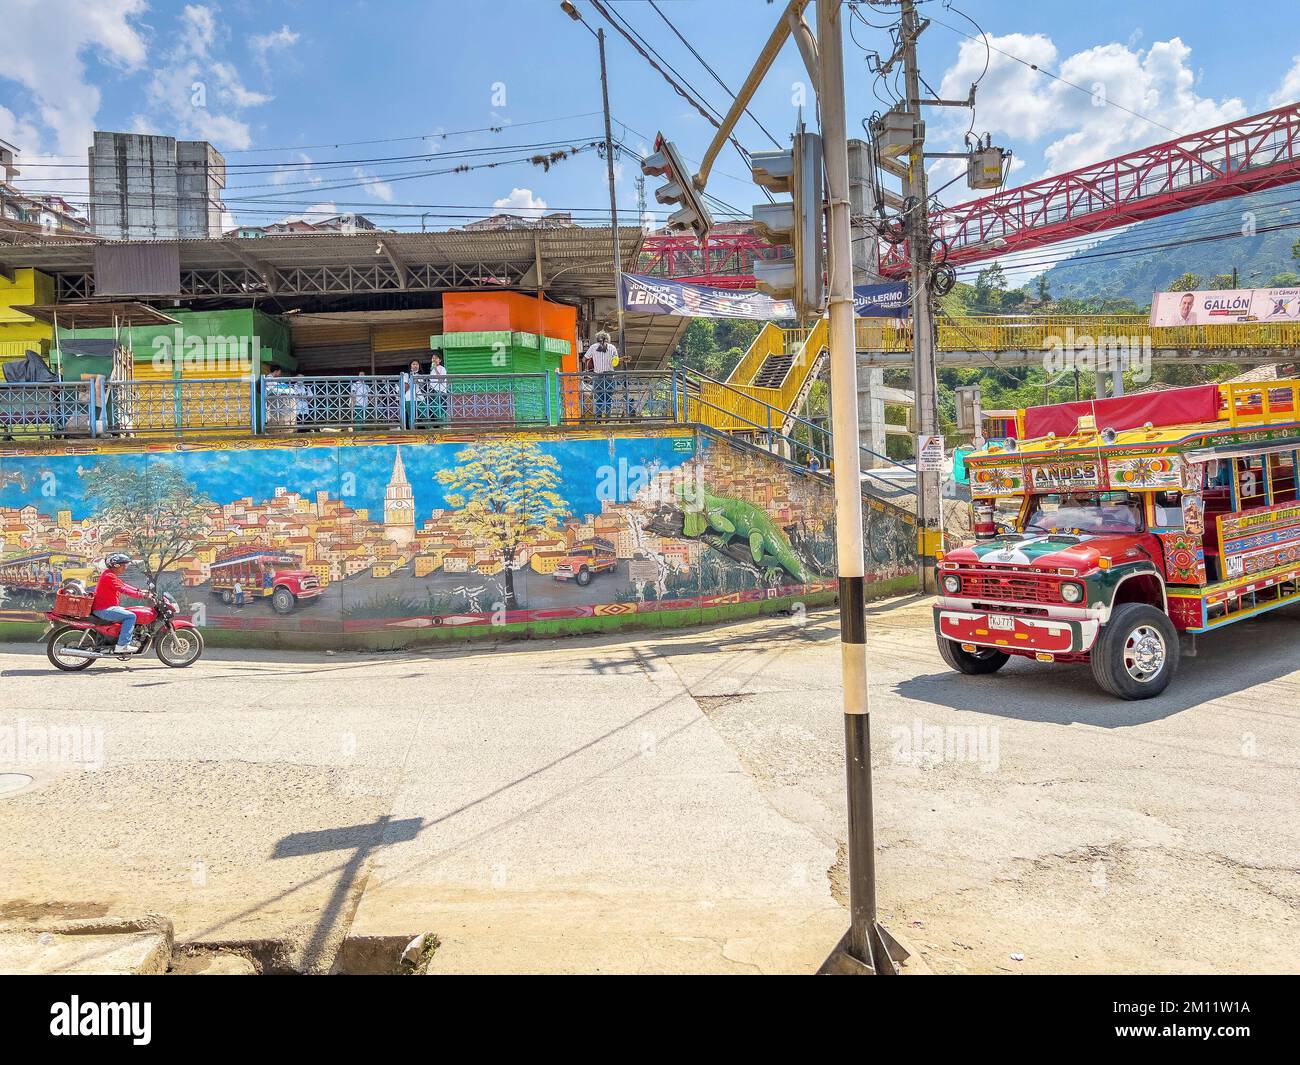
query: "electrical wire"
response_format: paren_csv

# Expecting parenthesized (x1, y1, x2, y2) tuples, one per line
(645, 0, 781, 148)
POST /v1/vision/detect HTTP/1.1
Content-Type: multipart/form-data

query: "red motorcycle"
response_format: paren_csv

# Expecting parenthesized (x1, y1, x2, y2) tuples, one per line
(44, 588, 205, 671)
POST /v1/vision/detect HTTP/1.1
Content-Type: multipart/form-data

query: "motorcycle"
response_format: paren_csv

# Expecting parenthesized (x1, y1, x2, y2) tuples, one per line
(44, 588, 205, 671)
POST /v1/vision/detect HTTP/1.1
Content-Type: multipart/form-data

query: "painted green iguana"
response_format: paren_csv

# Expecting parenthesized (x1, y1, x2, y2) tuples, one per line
(676, 482, 809, 584)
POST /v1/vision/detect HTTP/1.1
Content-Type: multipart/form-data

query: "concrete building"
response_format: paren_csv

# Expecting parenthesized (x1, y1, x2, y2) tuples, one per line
(88, 131, 226, 240)
(0, 140, 90, 242)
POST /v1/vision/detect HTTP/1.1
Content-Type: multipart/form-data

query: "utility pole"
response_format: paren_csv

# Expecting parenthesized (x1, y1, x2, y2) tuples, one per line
(816, 0, 898, 976)
(596, 28, 625, 353)
(649, 0, 899, 974)
(899, 0, 943, 594)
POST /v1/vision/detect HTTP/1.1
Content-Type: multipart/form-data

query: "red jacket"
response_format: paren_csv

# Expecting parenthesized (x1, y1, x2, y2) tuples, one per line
(92, 570, 144, 613)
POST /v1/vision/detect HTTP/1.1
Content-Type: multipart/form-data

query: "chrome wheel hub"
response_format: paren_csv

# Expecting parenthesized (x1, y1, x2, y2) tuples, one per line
(1123, 625, 1166, 683)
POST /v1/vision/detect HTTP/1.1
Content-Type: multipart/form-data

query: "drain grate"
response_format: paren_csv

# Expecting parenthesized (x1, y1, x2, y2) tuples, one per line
(0, 773, 35, 797)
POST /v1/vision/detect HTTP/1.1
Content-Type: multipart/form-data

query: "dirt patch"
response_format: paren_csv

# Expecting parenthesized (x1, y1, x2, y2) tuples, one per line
(0, 899, 110, 922)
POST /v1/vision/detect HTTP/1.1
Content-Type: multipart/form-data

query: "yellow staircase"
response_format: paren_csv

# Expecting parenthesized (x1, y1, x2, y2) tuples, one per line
(688, 320, 828, 435)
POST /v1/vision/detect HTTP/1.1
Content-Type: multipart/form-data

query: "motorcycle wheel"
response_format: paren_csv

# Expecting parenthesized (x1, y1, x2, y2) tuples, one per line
(156, 628, 205, 668)
(47, 626, 97, 672)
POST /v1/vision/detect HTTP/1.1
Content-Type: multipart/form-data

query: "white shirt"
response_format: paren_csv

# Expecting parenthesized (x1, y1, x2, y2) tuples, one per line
(588, 343, 618, 373)
(429, 364, 448, 393)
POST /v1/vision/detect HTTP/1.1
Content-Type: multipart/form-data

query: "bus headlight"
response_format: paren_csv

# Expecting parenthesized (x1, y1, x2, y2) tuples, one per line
(942, 575, 961, 594)
(1060, 582, 1084, 603)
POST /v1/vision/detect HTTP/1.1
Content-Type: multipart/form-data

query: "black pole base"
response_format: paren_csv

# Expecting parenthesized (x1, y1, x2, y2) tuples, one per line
(817, 923, 908, 975)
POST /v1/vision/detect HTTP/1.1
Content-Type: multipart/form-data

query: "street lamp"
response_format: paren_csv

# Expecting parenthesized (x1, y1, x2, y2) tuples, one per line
(558, 2, 625, 355)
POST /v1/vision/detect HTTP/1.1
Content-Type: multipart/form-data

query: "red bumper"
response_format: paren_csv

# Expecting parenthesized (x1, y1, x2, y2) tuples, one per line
(933, 607, 1098, 655)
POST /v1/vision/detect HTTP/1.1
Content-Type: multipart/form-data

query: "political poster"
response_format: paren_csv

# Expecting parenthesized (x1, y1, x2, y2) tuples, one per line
(1149, 287, 1300, 326)
(620, 273, 794, 320)
(620, 272, 912, 321)
(854, 282, 910, 317)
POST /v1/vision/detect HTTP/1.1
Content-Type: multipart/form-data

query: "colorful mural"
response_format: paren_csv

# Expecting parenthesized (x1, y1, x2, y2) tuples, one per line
(0, 428, 916, 646)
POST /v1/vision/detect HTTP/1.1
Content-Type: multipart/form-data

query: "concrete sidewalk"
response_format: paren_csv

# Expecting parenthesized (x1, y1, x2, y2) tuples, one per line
(0, 628, 847, 973)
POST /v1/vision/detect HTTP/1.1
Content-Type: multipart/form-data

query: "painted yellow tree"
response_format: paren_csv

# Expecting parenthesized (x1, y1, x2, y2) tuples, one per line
(435, 440, 568, 607)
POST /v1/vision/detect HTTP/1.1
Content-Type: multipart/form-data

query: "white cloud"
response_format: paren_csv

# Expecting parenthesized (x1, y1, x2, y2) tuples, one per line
(936, 33, 1246, 182)
(353, 167, 394, 202)
(493, 187, 547, 216)
(141, 4, 283, 151)
(1271, 55, 1300, 107)
(271, 152, 322, 187)
(250, 25, 299, 74)
(278, 202, 337, 224)
(0, 0, 147, 172)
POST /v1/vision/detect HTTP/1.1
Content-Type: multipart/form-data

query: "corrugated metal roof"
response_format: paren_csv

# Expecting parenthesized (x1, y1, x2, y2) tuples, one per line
(0, 226, 646, 289)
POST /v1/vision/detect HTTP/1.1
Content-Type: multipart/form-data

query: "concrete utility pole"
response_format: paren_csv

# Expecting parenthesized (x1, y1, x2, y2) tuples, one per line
(597, 28, 626, 354)
(816, 0, 898, 976)
(899, 0, 943, 593)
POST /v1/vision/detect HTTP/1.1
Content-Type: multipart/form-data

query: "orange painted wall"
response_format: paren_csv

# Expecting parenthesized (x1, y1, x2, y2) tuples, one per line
(442, 292, 579, 373)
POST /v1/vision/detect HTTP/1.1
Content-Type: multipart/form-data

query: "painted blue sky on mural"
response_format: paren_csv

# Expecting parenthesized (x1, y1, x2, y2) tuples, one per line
(0, 436, 698, 523)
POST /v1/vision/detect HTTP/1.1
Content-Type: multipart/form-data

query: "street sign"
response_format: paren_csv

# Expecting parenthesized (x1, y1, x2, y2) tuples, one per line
(917, 434, 945, 472)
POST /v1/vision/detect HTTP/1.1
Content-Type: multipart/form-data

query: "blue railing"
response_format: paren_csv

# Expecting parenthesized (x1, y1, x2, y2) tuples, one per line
(0, 369, 918, 495)
(0, 380, 99, 440)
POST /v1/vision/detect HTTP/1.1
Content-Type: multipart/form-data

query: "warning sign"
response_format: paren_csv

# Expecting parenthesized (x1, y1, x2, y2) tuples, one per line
(917, 434, 945, 473)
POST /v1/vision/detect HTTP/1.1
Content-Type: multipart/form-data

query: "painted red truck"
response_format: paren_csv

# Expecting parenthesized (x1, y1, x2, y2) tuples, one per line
(209, 548, 321, 614)
(937, 381, 1300, 699)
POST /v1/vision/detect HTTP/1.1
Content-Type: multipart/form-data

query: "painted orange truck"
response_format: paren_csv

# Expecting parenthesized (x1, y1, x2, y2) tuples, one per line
(552, 537, 617, 587)
(936, 380, 1300, 699)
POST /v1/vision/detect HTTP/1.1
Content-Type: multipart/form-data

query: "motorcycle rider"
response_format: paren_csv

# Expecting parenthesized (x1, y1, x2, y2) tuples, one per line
(91, 553, 148, 656)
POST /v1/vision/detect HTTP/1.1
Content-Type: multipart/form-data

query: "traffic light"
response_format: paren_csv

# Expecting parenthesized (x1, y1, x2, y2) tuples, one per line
(750, 127, 824, 320)
(642, 133, 713, 243)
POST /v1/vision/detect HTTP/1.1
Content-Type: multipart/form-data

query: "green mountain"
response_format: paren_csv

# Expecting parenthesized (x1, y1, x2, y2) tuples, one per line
(1039, 187, 1300, 304)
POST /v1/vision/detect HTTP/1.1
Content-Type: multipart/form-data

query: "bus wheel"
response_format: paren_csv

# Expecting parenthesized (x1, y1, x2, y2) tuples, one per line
(220, 589, 233, 605)
(271, 587, 296, 614)
(1090, 603, 1178, 700)
(937, 638, 1009, 675)
(575, 566, 592, 587)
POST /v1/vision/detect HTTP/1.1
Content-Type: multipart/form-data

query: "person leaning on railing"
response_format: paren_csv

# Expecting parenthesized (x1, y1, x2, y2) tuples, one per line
(586, 331, 618, 420)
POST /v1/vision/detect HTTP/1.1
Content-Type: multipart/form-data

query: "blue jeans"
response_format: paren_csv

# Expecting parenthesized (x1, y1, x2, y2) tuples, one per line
(94, 606, 136, 650)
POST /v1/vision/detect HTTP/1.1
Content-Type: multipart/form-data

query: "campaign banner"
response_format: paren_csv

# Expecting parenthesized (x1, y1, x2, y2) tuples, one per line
(620, 272, 912, 321)
(854, 282, 910, 317)
(1149, 286, 1300, 326)
(620, 273, 794, 320)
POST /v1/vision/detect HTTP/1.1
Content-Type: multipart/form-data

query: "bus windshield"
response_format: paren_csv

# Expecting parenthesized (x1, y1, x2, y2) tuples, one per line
(1023, 491, 1144, 535)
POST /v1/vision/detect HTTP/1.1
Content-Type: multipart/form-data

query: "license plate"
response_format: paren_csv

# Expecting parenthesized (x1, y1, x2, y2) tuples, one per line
(989, 615, 1015, 631)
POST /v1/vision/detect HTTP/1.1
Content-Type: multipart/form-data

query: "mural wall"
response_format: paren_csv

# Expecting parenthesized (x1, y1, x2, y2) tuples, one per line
(0, 428, 916, 647)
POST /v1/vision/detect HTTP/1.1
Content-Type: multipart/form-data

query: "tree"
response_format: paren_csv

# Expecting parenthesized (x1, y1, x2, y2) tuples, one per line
(1168, 272, 1202, 292)
(972, 263, 1008, 312)
(87, 459, 211, 585)
(1035, 273, 1051, 304)
(435, 441, 568, 607)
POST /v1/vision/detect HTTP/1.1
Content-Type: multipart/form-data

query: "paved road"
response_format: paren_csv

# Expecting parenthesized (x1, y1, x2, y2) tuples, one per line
(0, 597, 1296, 973)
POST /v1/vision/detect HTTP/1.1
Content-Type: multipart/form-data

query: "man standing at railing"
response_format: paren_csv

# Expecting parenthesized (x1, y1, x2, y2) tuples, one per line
(429, 353, 448, 425)
(587, 331, 618, 420)
(350, 370, 371, 430)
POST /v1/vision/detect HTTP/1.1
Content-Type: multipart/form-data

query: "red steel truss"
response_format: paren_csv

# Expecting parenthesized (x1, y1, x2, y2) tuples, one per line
(643, 103, 1300, 285)
(882, 101, 1300, 276)
(637, 231, 774, 288)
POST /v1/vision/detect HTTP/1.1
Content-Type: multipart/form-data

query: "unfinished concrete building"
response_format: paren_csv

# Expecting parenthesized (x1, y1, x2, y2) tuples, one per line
(88, 131, 226, 240)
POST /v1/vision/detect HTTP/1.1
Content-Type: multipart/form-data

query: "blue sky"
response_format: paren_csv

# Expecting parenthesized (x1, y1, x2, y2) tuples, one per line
(2, 0, 1300, 238)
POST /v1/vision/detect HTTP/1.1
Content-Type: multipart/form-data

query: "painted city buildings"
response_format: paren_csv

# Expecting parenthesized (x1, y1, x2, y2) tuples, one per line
(0, 428, 916, 646)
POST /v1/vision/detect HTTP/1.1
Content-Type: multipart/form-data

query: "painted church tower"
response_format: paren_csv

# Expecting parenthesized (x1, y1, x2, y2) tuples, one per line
(383, 446, 416, 548)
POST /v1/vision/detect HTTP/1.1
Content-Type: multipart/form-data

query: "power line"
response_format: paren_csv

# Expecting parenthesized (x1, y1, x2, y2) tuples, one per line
(16, 112, 609, 164)
(645, 0, 782, 147)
